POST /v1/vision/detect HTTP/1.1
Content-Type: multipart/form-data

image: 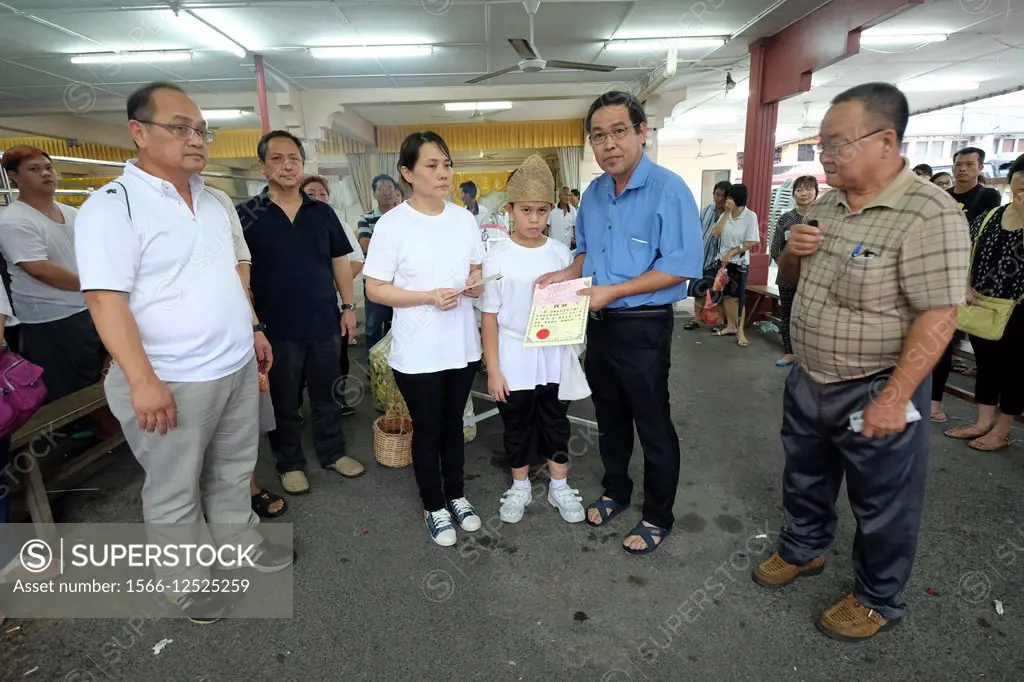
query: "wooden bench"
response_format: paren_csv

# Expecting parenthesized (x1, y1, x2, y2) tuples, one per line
(9, 383, 125, 542)
(744, 284, 782, 328)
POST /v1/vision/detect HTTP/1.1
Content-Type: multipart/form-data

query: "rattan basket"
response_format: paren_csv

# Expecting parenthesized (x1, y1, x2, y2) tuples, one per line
(373, 413, 413, 468)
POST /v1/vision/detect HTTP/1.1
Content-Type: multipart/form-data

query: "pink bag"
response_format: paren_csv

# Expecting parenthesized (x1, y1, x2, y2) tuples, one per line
(0, 348, 47, 438)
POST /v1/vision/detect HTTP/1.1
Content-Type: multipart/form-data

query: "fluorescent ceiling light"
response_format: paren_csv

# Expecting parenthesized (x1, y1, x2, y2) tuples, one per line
(162, 10, 248, 58)
(202, 109, 250, 120)
(70, 50, 192, 64)
(310, 45, 433, 59)
(605, 37, 726, 52)
(444, 101, 512, 111)
(860, 32, 947, 46)
(899, 77, 980, 92)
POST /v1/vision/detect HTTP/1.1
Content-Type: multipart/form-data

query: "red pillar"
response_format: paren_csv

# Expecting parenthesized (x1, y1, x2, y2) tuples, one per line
(254, 54, 271, 134)
(743, 0, 924, 285)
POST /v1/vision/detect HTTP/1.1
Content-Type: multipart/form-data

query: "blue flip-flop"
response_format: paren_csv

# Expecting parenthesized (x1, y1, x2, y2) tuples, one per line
(622, 521, 669, 555)
(776, 358, 794, 367)
(585, 498, 627, 527)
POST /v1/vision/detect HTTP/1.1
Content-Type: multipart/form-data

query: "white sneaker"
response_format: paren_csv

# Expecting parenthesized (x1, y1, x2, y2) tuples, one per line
(448, 497, 482, 532)
(425, 509, 458, 546)
(499, 486, 533, 523)
(548, 485, 585, 523)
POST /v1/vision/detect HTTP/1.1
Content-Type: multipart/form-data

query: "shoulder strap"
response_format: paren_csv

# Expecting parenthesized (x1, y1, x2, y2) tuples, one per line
(112, 181, 131, 220)
(966, 206, 1004, 287)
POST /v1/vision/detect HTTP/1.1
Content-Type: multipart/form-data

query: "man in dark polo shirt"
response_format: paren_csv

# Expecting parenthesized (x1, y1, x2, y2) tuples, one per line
(238, 130, 361, 496)
(538, 92, 703, 555)
(949, 147, 1002, 224)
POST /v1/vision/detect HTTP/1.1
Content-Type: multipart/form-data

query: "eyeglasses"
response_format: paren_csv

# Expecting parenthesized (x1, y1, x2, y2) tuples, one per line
(135, 120, 215, 144)
(588, 122, 641, 146)
(815, 129, 887, 158)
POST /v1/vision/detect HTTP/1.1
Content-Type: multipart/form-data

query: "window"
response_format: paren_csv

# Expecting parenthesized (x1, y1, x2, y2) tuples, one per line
(931, 140, 945, 160)
(797, 144, 815, 162)
(1003, 138, 1017, 153)
(900, 142, 909, 156)
(915, 141, 929, 158)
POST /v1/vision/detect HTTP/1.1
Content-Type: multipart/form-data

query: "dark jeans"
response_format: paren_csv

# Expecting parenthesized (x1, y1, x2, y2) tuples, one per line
(364, 291, 393, 363)
(585, 310, 680, 530)
(267, 334, 347, 473)
(721, 262, 749, 319)
(0, 436, 14, 568)
(20, 310, 107, 403)
(777, 365, 930, 621)
(931, 330, 965, 402)
(779, 284, 796, 355)
(393, 363, 479, 512)
(969, 306, 1024, 415)
(496, 383, 570, 469)
(338, 328, 351, 407)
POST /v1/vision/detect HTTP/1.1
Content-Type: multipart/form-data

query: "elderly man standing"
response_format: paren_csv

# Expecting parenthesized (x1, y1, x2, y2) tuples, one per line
(76, 82, 292, 623)
(752, 83, 970, 640)
(538, 92, 702, 554)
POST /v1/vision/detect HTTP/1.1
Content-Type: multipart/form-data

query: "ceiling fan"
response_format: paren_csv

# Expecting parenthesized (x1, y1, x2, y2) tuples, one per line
(797, 103, 818, 137)
(466, 0, 616, 84)
(687, 139, 728, 159)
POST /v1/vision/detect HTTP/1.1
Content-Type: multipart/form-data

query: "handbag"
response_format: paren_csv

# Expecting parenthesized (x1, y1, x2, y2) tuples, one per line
(0, 347, 47, 438)
(956, 208, 1024, 341)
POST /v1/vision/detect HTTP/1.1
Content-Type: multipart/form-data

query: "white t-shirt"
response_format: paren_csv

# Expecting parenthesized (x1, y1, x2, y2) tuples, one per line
(480, 237, 572, 391)
(75, 161, 254, 382)
(718, 208, 760, 267)
(547, 204, 577, 249)
(0, 201, 87, 323)
(363, 201, 484, 374)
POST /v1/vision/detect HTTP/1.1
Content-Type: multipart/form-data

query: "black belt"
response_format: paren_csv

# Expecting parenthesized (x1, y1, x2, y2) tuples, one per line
(589, 304, 673, 321)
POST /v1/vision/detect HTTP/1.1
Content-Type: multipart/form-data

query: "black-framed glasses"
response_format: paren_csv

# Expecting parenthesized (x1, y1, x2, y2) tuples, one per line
(135, 120, 215, 144)
(815, 129, 887, 157)
(588, 122, 641, 146)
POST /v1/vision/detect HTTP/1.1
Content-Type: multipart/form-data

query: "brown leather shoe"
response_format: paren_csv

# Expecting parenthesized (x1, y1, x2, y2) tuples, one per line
(817, 593, 898, 641)
(328, 455, 365, 478)
(751, 551, 825, 588)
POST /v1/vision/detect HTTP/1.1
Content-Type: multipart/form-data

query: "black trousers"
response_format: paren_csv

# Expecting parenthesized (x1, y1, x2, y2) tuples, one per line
(496, 383, 570, 469)
(585, 310, 679, 530)
(338, 328, 351, 406)
(969, 306, 1024, 415)
(20, 310, 107, 403)
(393, 362, 479, 512)
(931, 330, 964, 402)
(267, 334, 347, 473)
(778, 365, 930, 621)
(778, 284, 795, 355)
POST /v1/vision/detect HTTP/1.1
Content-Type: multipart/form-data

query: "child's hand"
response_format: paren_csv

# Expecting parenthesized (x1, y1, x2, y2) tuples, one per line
(487, 371, 511, 403)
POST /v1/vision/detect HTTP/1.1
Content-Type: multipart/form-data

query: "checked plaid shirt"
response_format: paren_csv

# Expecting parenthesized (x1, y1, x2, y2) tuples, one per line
(792, 160, 971, 385)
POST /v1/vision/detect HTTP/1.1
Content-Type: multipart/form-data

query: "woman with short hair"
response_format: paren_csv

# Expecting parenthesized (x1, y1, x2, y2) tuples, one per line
(930, 172, 953, 191)
(363, 131, 485, 546)
(769, 175, 819, 366)
(711, 183, 760, 347)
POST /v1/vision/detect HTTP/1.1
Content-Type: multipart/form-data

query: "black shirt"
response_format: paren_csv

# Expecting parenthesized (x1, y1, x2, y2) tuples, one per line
(238, 190, 352, 341)
(968, 205, 1024, 301)
(949, 184, 1002, 225)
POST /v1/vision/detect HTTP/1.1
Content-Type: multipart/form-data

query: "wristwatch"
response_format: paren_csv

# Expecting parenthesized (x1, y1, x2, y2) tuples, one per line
(253, 323, 267, 333)
(341, 303, 356, 311)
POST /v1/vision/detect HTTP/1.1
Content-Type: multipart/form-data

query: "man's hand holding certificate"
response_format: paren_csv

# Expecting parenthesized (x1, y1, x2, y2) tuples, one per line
(524, 277, 592, 347)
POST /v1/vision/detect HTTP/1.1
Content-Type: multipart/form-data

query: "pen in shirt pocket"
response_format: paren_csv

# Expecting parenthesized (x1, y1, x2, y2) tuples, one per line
(630, 237, 649, 244)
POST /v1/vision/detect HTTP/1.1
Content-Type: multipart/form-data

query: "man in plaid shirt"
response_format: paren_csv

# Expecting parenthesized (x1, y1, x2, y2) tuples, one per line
(752, 83, 970, 641)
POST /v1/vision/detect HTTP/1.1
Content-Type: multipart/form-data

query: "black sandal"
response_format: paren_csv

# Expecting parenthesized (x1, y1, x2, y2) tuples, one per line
(251, 489, 288, 518)
(683, 320, 701, 330)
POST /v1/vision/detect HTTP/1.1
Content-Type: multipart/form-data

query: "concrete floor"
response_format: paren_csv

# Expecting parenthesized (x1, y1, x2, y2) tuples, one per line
(1, 316, 1022, 682)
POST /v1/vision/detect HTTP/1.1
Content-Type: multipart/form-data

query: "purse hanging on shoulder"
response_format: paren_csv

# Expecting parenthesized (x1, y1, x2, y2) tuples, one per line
(0, 346, 47, 438)
(956, 207, 1024, 341)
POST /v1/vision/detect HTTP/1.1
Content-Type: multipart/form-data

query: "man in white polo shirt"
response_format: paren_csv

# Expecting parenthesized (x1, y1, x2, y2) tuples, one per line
(75, 82, 292, 624)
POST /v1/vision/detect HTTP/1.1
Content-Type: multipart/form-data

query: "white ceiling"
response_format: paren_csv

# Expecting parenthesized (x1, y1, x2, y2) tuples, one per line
(0, 0, 1022, 147)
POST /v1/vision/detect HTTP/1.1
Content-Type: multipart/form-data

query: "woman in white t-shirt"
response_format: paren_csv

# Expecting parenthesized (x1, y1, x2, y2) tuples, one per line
(710, 183, 760, 348)
(480, 155, 586, 526)
(363, 132, 485, 547)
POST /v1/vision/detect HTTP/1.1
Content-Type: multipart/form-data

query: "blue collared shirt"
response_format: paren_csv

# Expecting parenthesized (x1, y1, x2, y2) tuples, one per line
(576, 153, 703, 308)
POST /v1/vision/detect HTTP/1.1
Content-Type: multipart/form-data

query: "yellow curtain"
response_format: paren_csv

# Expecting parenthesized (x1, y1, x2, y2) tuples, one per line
(450, 171, 513, 200)
(376, 119, 584, 153)
(0, 136, 133, 162)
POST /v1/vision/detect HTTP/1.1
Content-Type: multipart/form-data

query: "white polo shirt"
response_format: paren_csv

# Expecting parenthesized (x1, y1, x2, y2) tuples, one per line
(74, 161, 254, 382)
(0, 200, 88, 324)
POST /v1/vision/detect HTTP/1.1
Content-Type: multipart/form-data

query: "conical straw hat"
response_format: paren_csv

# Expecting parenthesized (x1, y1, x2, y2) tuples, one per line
(506, 153, 555, 204)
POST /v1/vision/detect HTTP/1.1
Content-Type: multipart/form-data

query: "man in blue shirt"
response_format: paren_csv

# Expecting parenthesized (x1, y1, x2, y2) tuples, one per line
(538, 92, 702, 554)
